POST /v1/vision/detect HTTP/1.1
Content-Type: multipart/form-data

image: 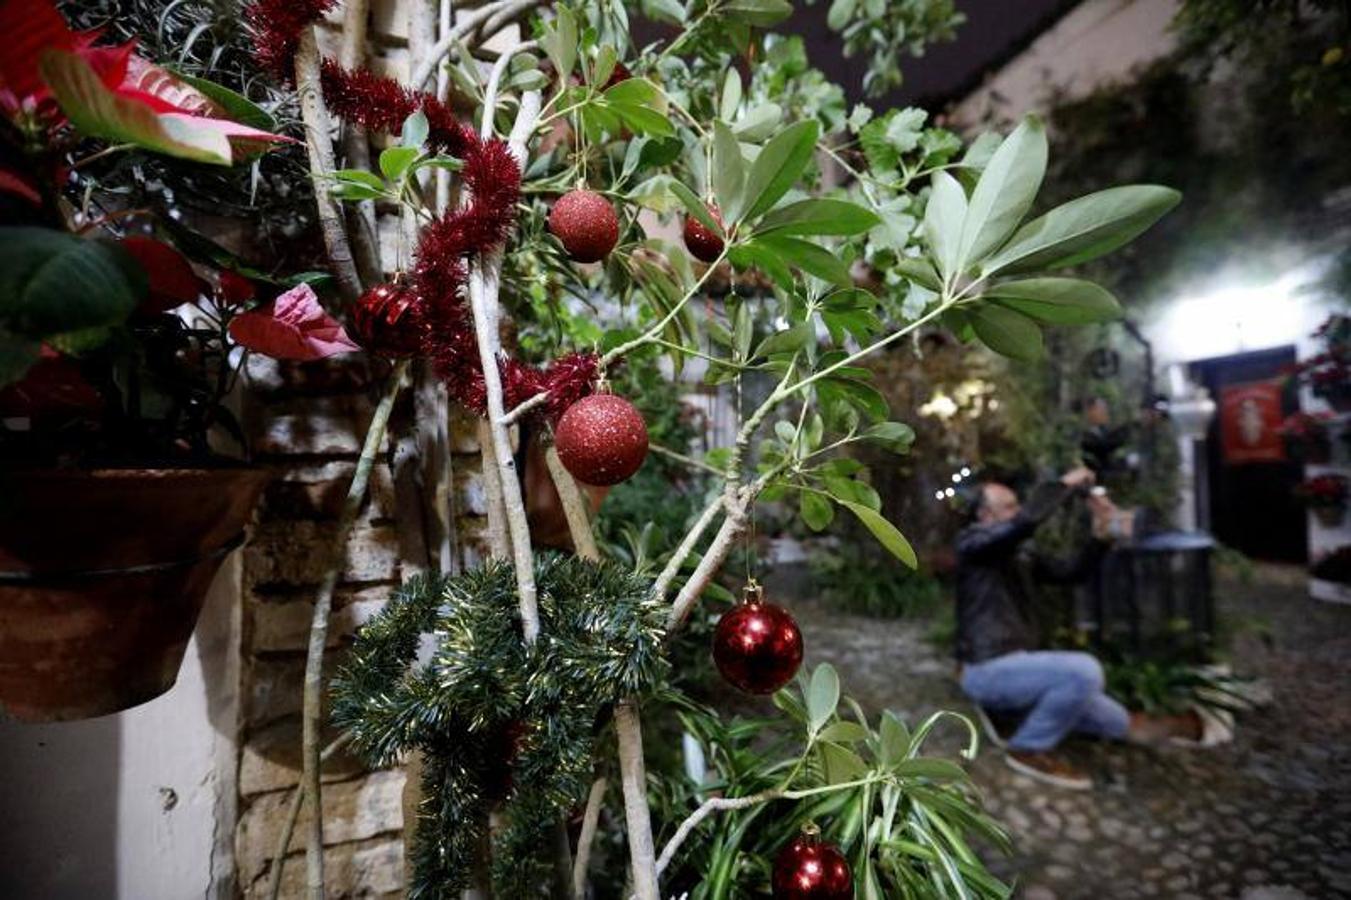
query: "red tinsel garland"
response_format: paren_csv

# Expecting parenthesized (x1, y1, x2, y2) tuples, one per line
(244, 0, 598, 420)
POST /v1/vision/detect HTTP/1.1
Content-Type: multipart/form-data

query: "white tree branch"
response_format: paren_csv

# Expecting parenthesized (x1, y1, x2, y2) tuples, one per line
(411, 0, 546, 91)
(573, 776, 608, 897)
(615, 700, 660, 900)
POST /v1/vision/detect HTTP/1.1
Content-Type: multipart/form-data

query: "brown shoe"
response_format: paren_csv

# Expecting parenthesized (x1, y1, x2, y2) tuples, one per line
(1128, 710, 1204, 745)
(1004, 750, 1093, 790)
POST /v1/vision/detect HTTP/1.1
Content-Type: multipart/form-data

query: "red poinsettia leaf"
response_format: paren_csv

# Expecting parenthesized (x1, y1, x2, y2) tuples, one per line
(72, 33, 136, 91)
(0, 346, 103, 418)
(217, 269, 256, 306)
(120, 236, 208, 313)
(0, 167, 41, 205)
(0, 0, 75, 103)
(228, 283, 360, 361)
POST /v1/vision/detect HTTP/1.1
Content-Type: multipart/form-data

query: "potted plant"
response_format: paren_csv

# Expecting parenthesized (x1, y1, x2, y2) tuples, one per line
(1295, 474, 1350, 527)
(0, 1, 359, 721)
(1293, 315, 1351, 412)
(1277, 410, 1335, 462)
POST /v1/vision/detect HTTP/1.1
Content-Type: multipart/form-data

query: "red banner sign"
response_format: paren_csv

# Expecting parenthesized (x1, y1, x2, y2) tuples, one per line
(1219, 380, 1285, 464)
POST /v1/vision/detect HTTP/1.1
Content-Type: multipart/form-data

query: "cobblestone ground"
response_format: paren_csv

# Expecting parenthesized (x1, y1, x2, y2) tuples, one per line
(764, 564, 1351, 900)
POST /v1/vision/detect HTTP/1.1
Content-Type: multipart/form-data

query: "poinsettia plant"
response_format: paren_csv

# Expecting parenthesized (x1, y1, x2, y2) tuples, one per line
(0, 0, 359, 466)
(1295, 473, 1349, 510)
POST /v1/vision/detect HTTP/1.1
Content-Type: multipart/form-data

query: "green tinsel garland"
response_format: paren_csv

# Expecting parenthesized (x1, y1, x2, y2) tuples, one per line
(330, 554, 667, 899)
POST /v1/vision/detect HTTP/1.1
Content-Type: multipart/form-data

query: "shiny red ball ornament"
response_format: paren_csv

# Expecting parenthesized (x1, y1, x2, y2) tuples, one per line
(712, 583, 803, 695)
(548, 189, 620, 263)
(351, 282, 423, 357)
(554, 393, 649, 486)
(683, 203, 725, 263)
(772, 825, 853, 900)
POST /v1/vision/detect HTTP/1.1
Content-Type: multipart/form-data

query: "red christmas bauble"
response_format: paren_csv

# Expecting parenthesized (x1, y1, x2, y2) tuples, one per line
(771, 827, 853, 900)
(554, 393, 649, 486)
(683, 204, 725, 263)
(712, 590, 803, 695)
(548, 190, 620, 263)
(351, 282, 423, 357)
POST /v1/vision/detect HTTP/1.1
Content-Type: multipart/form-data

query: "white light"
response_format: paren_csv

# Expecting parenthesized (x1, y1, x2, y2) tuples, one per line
(944, 487, 955, 498)
(951, 473, 961, 483)
(961, 466, 971, 477)
(1154, 272, 1309, 361)
(934, 491, 945, 501)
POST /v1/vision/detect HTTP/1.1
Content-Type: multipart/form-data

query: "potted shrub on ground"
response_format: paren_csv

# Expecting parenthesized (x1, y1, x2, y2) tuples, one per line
(1293, 315, 1351, 412)
(0, 1, 357, 721)
(1277, 410, 1334, 462)
(1295, 473, 1350, 527)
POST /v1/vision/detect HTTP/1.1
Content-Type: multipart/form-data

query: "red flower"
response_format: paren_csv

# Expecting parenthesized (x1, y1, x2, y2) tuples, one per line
(228, 284, 360, 360)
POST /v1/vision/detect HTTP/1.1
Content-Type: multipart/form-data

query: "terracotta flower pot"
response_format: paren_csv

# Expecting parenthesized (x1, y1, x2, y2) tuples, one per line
(1313, 505, 1347, 528)
(0, 467, 269, 721)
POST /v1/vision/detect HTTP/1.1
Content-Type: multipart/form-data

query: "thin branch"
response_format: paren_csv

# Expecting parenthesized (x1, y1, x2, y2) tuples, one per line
(337, 0, 382, 285)
(476, 418, 512, 560)
(647, 442, 724, 477)
(295, 27, 362, 303)
(650, 491, 724, 601)
(600, 249, 727, 367)
(500, 389, 550, 426)
(654, 787, 782, 876)
(410, 0, 545, 91)
(265, 733, 354, 900)
(544, 444, 600, 560)
(615, 700, 660, 900)
(573, 777, 608, 897)
(301, 361, 409, 899)
(665, 503, 746, 632)
(481, 40, 540, 140)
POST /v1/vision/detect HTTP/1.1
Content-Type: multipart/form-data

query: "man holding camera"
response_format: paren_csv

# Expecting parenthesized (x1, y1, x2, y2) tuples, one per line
(955, 466, 1199, 789)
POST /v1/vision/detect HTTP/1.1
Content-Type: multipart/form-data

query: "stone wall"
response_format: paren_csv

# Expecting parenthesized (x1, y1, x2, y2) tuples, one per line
(234, 355, 488, 898)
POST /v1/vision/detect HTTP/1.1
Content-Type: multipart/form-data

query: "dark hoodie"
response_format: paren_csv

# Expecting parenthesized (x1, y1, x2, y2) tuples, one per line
(954, 482, 1104, 663)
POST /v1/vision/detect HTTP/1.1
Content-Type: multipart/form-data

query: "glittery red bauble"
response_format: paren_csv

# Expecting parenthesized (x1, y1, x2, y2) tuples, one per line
(771, 830, 853, 900)
(548, 190, 620, 263)
(554, 393, 649, 486)
(683, 204, 725, 263)
(351, 282, 423, 357)
(712, 595, 803, 695)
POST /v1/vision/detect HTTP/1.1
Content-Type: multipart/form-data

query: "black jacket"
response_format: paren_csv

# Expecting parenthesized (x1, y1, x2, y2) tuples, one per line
(954, 482, 1103, 663)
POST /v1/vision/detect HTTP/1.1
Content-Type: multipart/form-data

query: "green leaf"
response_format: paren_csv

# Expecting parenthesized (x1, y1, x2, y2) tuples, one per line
(808, 663, 841, 733)
(754, 322, 813, 357)
(740, 119, 820, 222)
(540, 6, 578, 81)
(41, 50, 234, 165)
(893, 758, 970, 783)
(719, 67, 742, 121)
(819, 720, 869, 743)
(754, 234, 851, 286)
(957, 115, 1047, 270)
(756, 198, 879, 237)
(982, 184, 1182, 275)
(379, 146, 420, 181)
(0, 228, 143, 338)
(820, 742, 869, 784)
(800, 490, 835, 531)
(839, 500, 916, 567)
(628, 174, 681, 213)
(711, 121, 746, 223)
(669, 180, 721, 233)
(723, 0, 793, 27)
(970, 305, 1044, 361)
(865, 421, 915, 449)
(333, 169, 385, 190)
(0, 330, 41, 387)
(827, 0, 857, 30)
(732, 103, 782, 141)
(893, 256, 942, 291)
(879, 711, 911, 766)
(401, 110, 429, 148)
(985, 277, 1122, 324)
(166, 68, 276, 130)
(923, 171, 967, 280)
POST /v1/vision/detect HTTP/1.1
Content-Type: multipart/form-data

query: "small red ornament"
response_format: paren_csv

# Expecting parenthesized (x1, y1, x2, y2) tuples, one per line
(712, 582, 803, 695)
(772, 824, 853, 900)
(548, 189, 620, 263)
(554, 392, 649, 486)
(351, 281, 423, 358)
(683, 203, 725, 263)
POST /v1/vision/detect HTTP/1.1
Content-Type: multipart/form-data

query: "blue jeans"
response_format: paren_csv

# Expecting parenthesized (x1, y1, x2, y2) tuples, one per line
(960, 650, 1129, 752)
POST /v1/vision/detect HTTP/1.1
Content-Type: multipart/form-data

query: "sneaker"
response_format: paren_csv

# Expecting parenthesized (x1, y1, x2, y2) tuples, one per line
(1004, 750, 1093, 790)
(973, 705, 1023, 749)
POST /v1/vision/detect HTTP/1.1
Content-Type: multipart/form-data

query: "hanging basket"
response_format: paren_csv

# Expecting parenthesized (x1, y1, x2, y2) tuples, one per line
(0, 467, 269, 722)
